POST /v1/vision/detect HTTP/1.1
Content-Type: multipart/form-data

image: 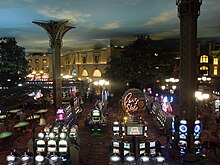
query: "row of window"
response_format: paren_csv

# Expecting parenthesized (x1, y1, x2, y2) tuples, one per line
(29, 59, 47, 63)
(200, 66, 218, 76)
(200, 55, 218, 64)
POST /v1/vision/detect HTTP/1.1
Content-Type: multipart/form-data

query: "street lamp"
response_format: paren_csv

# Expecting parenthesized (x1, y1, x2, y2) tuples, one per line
(93, 79, 109, 102)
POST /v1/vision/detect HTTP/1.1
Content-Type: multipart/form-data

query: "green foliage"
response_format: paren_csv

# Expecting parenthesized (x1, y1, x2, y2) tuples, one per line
(104, 35, 177, 92)
(0, 37, 29, 86)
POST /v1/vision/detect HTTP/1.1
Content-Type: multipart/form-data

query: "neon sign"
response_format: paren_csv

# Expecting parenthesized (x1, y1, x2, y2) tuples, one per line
(123, 92, 140, 112)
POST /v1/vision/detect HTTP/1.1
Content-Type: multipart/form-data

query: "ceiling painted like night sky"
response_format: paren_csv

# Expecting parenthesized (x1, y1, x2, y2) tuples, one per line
(0, 0, 219, 53)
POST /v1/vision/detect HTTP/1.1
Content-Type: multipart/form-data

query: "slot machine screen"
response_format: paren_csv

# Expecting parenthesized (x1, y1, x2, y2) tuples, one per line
(113, 141, 120, 148)
(113, 148, 120, 154)
(179, 134, 186, 139)
(150, 141, 155, 148)
(57, 109, 65, 121)
(150, 148, 156, 155)
(113, 126, 120, 131)
(139, 143, 145, 149)
(140, 150, 145, 155)
(124, 143, 131, 149)
(92, 110, 100, 117)
(126, 126, 144, 136)
(124, 150, 130, 156)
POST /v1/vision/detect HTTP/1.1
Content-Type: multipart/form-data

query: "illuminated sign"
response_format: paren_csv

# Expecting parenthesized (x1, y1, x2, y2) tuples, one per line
(122, 90, 145, 114)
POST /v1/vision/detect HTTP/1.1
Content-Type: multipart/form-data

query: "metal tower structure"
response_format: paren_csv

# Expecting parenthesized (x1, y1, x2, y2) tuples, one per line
(33, 20, 74, 110)
(176, 0, 202, 161)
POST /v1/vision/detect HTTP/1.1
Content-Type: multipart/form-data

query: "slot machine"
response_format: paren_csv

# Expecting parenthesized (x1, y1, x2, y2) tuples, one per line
(69, 125, 78, 139)
(112, 140, 120, 155)
(112, 121, 120, 136)
(194, 120, 201, 154)
(171, 116, 175, 141)
(49, 154, 60, 164)
(149, 141, 156, 157)
(36, 139, 46, 154)
(121, 122, 125, 136)
(35, 154, 45, 164)
(6, 154, 15, 164)
(47, 132, 57, 153)
(139, 142, 146, 156)
(58, 140, 68, 153)
(124, 153, 135, 164)
(178, 119, 187, 156)
(144, 126, 148, 137)
(123, 141, 132, 157)
(21, 153, 30, 164)
(47, 139, 57, 153)
(57, 108, 65, 122)
(91, 109, 102, 124)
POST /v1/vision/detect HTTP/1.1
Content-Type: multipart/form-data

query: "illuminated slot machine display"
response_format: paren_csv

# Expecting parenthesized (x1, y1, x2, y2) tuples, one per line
(57, 108, 65, 122)
(91, 109, 101, 124)
(215, 99, 220, 113)
(49, 154, 59, 164)
(126, 125, 144, 136)
(44, 125, 52, 139)
(62, 124, 70, 133)
(156, 110, 166, 127)
(178, 119, 187, 156)
(194, 120, 201, 154)
(112, 121, 120, 136)
(148, 141, 156, 157)
(144, 125, 148, 137)
(69, 125, 78, 139)
(6, 153, 15, 164)
(171, 116, 175, 141)
(21, 153, 30, 164)
(121, 122, 125, 136)
(35, 154, 45, 164)
(112, 140, 120, 155)
(47, 133, 57, 153)
(58, 132, 69, 163)
(151, 104, 157, 115)
(36, 132, 46, 154)
(139, 142, 146, 156)
(123, 142, 132, 157)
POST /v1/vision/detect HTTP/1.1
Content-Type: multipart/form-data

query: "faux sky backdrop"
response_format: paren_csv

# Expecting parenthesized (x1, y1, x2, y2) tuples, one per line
(0, 0, 219, 53)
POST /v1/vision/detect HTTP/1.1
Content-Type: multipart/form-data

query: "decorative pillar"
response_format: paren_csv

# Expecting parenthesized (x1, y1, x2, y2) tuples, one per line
(175, 0, 202, 161)
(33, 20, 74, 110)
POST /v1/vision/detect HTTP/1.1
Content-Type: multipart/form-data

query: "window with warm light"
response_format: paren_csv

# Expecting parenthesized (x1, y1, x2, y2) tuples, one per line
(92, 69, 102, 77)
(82, 69, 88, 77)
(43, 59, 47, 63)
(200, 55, 208, 63)
(214, 66, 218, 75)
(213, 58, 218, 65)
(200, 66, 208, 76)
(35, 59, 39, 63)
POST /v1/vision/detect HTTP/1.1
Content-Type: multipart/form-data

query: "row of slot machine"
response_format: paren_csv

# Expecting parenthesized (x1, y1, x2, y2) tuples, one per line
(6, 151, 63, 165)
(151, 102, 167, 127)
(111, 139, 159, 158)
(171, 117, 202, 156)
(27, 107, 79, 165)
(110, 119, 165, 164)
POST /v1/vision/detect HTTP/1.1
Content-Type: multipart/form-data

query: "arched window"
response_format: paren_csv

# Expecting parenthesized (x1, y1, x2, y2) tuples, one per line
(199, 66, 208, 76)
(92, 69, 102, 77)
(71, 68, 76, 76)
(82, 69, 88, 77)
(200, 55, 208, 63)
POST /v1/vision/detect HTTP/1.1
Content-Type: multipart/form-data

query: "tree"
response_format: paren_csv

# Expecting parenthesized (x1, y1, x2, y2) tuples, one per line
(0, 37, 29, 86)
(104, 35, 177, 94)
